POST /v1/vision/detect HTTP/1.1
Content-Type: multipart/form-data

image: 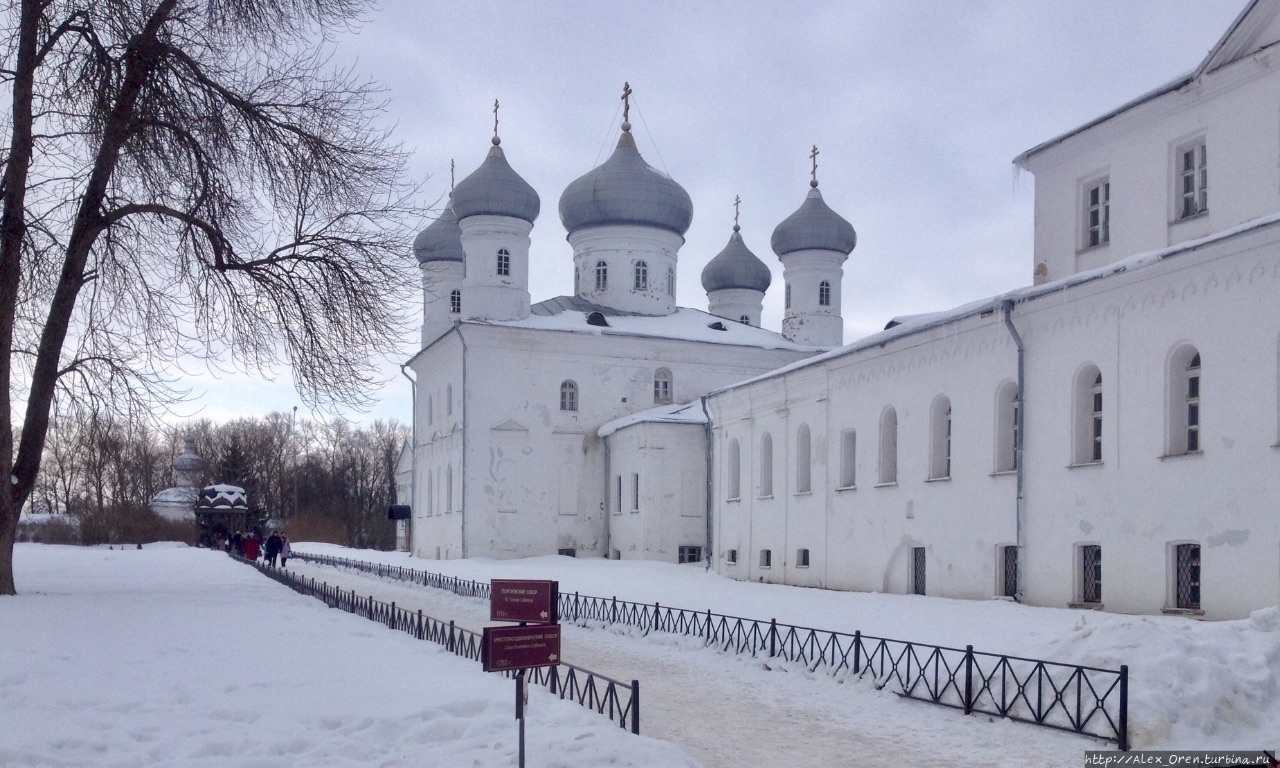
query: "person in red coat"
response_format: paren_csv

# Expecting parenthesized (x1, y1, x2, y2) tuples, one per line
(242, 532, 261, 561)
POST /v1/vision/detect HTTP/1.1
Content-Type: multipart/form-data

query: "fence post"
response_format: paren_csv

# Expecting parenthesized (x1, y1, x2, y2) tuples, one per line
(630, 680, 640, 735)
(769, 619, 777, 657)
(390, 601, 396, 629)
(574, 592, 579, 623)
(853, 630, 861, 674)
(1118, 665, 1129, 751)
(549, 666, 558, 695)
(963, 645, 974, 715)
(653, 602, 660, 632)
(448, 620, 456, 653)
(417, 609, 424, 640)
(611, 596, 617, 625)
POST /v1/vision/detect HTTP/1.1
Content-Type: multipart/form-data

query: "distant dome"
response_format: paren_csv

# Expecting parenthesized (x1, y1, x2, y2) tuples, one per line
(172, 437, 205, 475)
(451, 141, 540, 224)
(559, 130, 693, 237)
(413, 201, 465, 263)
(701, 228, 772, 293)
(770, 186, 856, 257)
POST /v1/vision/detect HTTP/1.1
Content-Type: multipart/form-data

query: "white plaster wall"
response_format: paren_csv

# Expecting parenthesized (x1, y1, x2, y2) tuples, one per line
(459, 215, 533, 321)
(421, 260, 464, 346)
(707, 287, 765, 327)
(408, 335, 465, 560)
(606, 422, 707, 563)
(570, 225, 683, 316)
(781, 249, 846, 347)
(1024, 54, 1280, 285)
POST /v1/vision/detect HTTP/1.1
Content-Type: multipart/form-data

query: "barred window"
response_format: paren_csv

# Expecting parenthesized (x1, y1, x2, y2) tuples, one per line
(678, 545, 702, 564)
(595, 260, 608, 291)
(449, 289, 461, 314)
(819, 280, 831, 306)
(653, 367, 672, 405)
(634, 260, 648, 291)
(497, 248, 511, 276)
(559, 380, 578, 412)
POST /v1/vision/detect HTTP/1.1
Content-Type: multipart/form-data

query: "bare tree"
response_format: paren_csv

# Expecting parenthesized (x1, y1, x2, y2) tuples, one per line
(1, 0, 418, 594)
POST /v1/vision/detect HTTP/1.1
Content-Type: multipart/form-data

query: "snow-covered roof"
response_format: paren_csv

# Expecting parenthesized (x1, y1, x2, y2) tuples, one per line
(474, 296, 824, 351)
(714, 213, 1280, 395)
(195, 484, 248, 510)
(598, 400, 708, 438)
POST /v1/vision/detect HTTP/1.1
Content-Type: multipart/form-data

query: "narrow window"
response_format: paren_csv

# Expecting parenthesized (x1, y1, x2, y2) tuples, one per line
(1186, 353, 1201, 452)
(1167, 346, 1202, 455)
(785, 283, 791, 310)
(1080, 544, 1102, 604)
(449, 289, 461, 314)
(1091, 373, 1103, 462)
(739, 315, 750, 324)
(1072, 366, 1102, 465)
(839, 429, 856, 488)
(726, 548, 738, 565)
(1084, 179, 1110, 247)
(497, 248, 511, 276)
(911, 547, 926, 595)
(667, 267, 675, 297)
(559, 380, 578, 412)
(446, 465, 453, 513)
(760, 433, 774, 497)
(1174, 543, 1201, 610)
(727, 438, 741, 500)
(595, 260, 608, 291)
(796, 548, 810, 568)
(929, 395, 952, 480)
(427, 470, 434, 516)
(615, 475, 622, 514)
(999, 545, 1018, 598)
(760, 549, 772, 568)
(653, 367, 672, 405)
(995, 382, 1019, 472)
(678, 545, 702, 564)
(558, 548, 577, 558)
(634, 260, 648, 291)
(1178, 141, 1208, 219)
(796, 424, 811, 493)
(818, 280, 831, 306)
(631, 472, 640, 512)
(878, 407, 898, 484)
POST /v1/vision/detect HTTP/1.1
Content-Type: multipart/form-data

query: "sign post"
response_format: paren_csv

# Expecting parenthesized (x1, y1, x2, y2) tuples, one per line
(483, 579, 560, 768)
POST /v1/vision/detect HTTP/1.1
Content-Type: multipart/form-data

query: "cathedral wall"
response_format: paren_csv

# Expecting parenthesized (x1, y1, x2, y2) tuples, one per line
(409, 334, 465, 560)
(606, 422, 707, 563)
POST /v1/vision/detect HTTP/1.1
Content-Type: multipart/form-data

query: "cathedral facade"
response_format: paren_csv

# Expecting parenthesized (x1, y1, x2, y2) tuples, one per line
(409, 2, 1280, 620)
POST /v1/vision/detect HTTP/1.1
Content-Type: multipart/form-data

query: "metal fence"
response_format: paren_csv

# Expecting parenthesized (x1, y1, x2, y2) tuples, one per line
(292, 551, 1128, 749)
(243, 557, 639, 734)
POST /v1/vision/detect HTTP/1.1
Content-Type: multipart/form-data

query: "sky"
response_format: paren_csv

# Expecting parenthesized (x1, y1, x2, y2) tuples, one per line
(181, 0, 1248, 426)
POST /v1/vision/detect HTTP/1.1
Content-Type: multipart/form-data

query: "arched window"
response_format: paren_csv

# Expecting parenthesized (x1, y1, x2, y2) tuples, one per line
(740, 315, 750, 324)
(559, 380, 578, 412)
(796, 424, 811, 493)
(929, 395, 952, 480)
(995, 381, 1019, 472)
(667, 267, 675, 297)
(653, 367, 672, 405)
(496, 248, 511, 276)
(819, 280, 831, 306)
(839, 429, 856, 488)
(760, 433, 774, 497)
(634, 261, 648, 291)
(727, 438, 741, 500)
(1166, 346, 1201, 455)
(785, 283, 791, 309)
(1072, 366, 1102, 464)
(878, 407, 898, 484)
(449, 289, 461, 314)
(595, 260, 608, 291)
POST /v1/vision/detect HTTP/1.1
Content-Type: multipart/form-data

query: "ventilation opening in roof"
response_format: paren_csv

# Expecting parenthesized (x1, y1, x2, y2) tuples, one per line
(708, 321, 728, 331)
(587, 311, 609, 327)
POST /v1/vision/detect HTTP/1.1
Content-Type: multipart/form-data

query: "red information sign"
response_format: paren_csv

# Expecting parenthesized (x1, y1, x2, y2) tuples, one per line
(481, 624, 562, 672)
(490, 579, 559, 624)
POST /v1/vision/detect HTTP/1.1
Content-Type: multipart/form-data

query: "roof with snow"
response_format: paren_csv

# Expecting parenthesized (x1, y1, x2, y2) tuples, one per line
(195, 484, 249, 511)
(599, 400, 708, 438)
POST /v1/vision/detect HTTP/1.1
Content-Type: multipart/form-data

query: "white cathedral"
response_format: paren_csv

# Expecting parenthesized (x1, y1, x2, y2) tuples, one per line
(400, 1, 1280, 621)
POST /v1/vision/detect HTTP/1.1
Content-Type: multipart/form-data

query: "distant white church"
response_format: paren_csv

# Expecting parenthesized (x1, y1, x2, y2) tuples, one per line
(404, 1, 1280, 621)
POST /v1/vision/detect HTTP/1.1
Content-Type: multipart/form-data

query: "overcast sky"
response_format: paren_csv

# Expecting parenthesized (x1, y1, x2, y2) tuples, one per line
(181, 0, 1247, 426)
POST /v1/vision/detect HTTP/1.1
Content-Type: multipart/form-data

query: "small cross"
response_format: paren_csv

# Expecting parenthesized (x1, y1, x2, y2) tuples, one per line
(733, 195, 741, 229)
(621, 82, 632, 123)
(810, 145, 820, 184)
(493, 99, 500, 139)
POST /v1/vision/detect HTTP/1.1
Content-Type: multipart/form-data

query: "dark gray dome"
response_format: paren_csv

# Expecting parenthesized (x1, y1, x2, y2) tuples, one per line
(559, 130, 693, 237)
(172, 437, 205, 473)
(770, 186, 856, 257)
(413, 201, 464, 264)
(701, 228, 772, 293)
(451, 142, 540, 224)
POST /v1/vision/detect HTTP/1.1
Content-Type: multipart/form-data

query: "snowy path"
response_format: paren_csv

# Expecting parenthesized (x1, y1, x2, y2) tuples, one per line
(283, 560, 1097, 767)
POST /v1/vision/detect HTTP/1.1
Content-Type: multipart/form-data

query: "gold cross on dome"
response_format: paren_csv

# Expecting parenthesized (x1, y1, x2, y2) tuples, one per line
(733, 195, 741, 228)
(810, 145, 820, 184)
(621, 82, 632, 123)
(493, 99, 500, 139)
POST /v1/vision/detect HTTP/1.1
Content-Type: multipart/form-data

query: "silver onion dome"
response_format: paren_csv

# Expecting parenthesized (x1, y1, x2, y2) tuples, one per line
(559, 129, 693, 237)
(701, 227, 772, 293)
(451, 139, 541, 224)
(770, 185, 857, 257)
(413, 201, 465, 264)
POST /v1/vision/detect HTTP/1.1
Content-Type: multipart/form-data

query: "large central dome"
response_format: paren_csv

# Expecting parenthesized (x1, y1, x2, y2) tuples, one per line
(559, 129, 693, 237)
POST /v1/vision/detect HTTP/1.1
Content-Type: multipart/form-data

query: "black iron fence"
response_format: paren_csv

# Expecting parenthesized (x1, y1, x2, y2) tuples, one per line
(242, 556, 639, 734)
(292, 551, 1128, 749)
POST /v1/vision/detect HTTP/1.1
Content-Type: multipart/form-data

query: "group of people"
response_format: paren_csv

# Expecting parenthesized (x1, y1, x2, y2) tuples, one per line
(226, 529, 291, 567)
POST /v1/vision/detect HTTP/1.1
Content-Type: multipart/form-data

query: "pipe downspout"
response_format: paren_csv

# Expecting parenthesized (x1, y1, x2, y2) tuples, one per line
(700, 395, 714, 572)
(1001, 298, 1026, 602)
(452, 324, 470, 559)
(603, 433, 612, 559)
(400, 364, 417, 554)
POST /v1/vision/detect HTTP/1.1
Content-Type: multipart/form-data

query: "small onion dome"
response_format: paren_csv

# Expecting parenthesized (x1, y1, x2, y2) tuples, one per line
(701, 227, 772, 293)
(450, 139, 540, 224)
(172, 437, 205, 474)
(413, 201, 464, 264)
(559, 129, 693, 237)
(770, 185, 856, 257)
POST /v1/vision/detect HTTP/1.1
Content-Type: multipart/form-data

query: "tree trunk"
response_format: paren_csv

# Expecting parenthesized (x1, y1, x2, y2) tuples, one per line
(0, 496, 17, 594)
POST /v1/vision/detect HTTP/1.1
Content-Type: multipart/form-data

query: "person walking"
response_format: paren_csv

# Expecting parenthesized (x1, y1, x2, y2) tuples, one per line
(264, 531, 282, 567)
(280, 532, 291, 567)
(232, 531, 244, 557)
(243, 531, 261, 562)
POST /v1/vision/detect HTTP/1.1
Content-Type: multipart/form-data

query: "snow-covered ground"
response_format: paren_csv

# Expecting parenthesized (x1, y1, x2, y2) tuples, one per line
(292, 544, 1280, 757)
(0, 544, 697, 768)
